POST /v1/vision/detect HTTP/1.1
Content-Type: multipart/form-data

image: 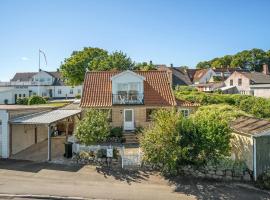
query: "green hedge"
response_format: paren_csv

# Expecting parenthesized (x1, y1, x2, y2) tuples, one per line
(28, 96, 47, 105)
(175, 86, 270, 119)
(16, 97, 29, 105)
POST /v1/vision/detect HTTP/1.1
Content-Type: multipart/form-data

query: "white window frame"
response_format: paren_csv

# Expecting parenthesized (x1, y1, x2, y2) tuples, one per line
(179, 109, 190, 118)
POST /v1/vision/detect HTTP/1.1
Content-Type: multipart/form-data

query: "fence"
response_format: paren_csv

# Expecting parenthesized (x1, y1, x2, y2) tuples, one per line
(72, 142, 142, 168)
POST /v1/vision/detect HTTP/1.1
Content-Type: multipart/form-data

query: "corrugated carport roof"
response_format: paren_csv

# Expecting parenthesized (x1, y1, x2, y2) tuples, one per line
(10, 109, 81, 125)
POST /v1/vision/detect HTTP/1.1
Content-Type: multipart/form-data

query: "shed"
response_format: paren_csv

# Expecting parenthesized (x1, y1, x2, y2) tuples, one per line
(230, 116, 270, 180)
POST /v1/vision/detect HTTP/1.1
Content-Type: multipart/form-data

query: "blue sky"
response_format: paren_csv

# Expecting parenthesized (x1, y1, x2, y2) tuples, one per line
(0, 0, 270, 81)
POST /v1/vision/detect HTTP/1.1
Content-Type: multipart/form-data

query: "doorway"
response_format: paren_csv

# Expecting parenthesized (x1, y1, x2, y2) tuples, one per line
(124, 109, 134, 131)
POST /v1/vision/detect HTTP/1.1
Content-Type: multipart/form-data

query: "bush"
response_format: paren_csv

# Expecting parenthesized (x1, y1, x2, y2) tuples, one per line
(256, 169, 270, 190)
(110, 127, 123, 138)
(28, 95, 47, 105)
(75, 94, 81, 99)
(43, 96, 50, 101)
(16, 97, 29, 105)
(140, 109, 182, 174)
(75, 109, 110, 145)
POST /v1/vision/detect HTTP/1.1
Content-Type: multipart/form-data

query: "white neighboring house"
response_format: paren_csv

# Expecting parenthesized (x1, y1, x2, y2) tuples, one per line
(0, 70, 82, 104)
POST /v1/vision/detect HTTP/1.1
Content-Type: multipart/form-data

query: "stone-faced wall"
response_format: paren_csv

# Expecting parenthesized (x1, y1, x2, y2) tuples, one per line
(178, 165, 252, 182)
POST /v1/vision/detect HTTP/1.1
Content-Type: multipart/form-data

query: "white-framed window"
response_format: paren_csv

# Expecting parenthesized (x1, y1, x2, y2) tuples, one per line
(58, 89, 62, 94)
(179, 109, 190, 117)
(77, 89, 81, 94)
(70, 89, 73, 94)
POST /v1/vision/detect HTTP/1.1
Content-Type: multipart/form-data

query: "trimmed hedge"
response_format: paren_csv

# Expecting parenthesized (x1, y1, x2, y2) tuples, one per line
(28, 95, 47, 105)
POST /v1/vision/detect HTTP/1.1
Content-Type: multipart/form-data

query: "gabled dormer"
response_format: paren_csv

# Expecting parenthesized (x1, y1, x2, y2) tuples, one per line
(111, 70, 145, 105)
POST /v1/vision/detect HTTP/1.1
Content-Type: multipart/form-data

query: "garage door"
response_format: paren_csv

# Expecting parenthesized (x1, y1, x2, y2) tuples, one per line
(0, 124, 2, 157)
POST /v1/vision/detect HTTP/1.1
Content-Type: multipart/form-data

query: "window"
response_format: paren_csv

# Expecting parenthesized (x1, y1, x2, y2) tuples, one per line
(0, 120, 2, 125)
(40, 78, 45, 82)
(146, 109, 156, 122)
(238, 78, 242, 86)
(70, 89, 73, 94)
(230, 79, 233, 86)
(23, 94, 25, 97)
(19, 94, 21, 98)
(47, 78, 51, 81)
(58, 89, 62, 94)
(77, 89, 81, 94)
(180, 109, 190, 117)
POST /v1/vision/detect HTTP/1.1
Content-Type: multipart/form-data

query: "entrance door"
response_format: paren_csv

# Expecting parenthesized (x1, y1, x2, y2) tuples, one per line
(124, 109, 134, 130)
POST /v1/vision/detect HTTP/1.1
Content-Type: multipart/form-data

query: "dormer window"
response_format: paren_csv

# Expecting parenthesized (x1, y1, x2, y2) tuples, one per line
(111, 70, 145, 105)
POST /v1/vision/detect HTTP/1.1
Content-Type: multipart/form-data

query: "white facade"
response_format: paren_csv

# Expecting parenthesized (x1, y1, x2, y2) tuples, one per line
(250, 85, 270, 98)
(194, 69, 216, 84)
(0, 110, 9, 158)
(0, 70, 83, 104)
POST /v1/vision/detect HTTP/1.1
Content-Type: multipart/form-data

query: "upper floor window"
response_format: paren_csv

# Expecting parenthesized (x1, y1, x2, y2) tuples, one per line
(230, 79, 233, 86)
(238, 78, 242, 86)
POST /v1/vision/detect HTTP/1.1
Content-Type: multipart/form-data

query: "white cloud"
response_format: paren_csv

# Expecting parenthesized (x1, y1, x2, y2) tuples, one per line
(21, 57, 30, 61)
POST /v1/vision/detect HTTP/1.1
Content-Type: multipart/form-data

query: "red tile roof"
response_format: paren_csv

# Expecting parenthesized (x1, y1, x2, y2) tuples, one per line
(80, 70, 177, 107)
(176, 99, 200, 107)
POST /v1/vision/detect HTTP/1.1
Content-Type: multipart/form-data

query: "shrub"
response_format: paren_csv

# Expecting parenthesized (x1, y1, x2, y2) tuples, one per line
(110, 127, 123, 138)
(43, 96, 50, 101)
(256, 169, 270, 190)
(28, 95, 47, 105)
(140, 109, 182, 174)
(16, 97, 29, 105)
(75, 109, 110, 145)
(96, 149, 107, 158)
(75, 94, 81, 99)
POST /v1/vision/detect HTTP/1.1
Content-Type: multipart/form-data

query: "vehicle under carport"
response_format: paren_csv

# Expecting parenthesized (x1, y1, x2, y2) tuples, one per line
(9, 109, 81, 161)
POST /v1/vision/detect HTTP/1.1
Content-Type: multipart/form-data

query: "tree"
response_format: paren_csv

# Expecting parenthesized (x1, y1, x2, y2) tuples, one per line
(60, 48, 135, 85)
(60, 47, 108, 85)
(140, 109, 182, 174)
(75, 109, 110, 145)
(135, 61, 156, 71)
(196, 48, 270, 71)
(94, 51, 135, 71)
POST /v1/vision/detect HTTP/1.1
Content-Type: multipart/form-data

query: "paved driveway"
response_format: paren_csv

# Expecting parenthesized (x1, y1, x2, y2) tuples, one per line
(0, 159, 269, 200)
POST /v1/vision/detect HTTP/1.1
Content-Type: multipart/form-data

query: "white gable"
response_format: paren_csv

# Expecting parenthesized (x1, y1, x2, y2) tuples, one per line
(111, 70, 145, 82)
(111, 70, 145, 94)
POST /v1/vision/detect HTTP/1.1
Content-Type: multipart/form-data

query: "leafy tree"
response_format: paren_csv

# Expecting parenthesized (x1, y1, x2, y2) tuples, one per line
(96, 51, 135, 71)
(140, 109, 182, 174)
(196, 48, 270, 71)
(75, 109, 110, 145)
(60, 47, 109, 85)
(135, 61, 156, 71)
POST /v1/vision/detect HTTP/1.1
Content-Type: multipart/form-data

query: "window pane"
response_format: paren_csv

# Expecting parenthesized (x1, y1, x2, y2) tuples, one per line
(125, 110, 132, 122)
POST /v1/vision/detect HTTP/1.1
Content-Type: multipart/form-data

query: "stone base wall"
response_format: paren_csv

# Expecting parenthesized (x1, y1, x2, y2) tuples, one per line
(178, 165, 253, 182)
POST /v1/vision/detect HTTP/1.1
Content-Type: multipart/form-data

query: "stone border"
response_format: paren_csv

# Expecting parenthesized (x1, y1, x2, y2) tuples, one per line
(178, 165, 253, 182)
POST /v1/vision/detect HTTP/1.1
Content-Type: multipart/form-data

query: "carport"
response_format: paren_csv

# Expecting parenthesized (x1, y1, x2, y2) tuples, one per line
(10, 109, 81, 161)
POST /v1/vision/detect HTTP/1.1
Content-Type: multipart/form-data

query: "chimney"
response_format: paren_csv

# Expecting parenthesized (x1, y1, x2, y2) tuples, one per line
(263, 64, 269, 75)
(149, 60, 153, 65)
(170, 63, 173, 68)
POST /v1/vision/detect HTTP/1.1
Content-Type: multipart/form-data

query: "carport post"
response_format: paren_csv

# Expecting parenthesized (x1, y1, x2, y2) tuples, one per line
(47, 124, 51, 161)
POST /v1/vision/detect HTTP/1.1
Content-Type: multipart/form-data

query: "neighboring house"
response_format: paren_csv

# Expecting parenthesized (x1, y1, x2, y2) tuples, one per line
(230, 116, 270, 180)
(157, 65, 192, 87)
(195, 82, 225, 92)
(192, 68, 216, 84)
(0, 70, 83, 104)
(80, 70, 198, 131)
(224, 64, 270, 97)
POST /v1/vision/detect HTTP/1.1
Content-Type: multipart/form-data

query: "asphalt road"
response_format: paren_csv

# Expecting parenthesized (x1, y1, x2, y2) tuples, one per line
(0, 159, 269, 200)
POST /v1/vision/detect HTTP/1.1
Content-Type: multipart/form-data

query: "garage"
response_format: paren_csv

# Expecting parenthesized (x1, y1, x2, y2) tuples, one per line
(9, 109, 81, 162)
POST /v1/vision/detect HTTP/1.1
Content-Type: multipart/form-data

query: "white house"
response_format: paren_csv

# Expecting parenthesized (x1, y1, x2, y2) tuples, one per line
(0, 70, 82, 104)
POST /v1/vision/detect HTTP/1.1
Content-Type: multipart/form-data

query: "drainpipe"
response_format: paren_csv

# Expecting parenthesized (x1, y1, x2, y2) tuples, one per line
(253, 136, 257, 181)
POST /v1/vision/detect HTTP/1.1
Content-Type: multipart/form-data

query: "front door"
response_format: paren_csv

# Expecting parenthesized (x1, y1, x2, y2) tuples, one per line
(124, 109, 134, 130)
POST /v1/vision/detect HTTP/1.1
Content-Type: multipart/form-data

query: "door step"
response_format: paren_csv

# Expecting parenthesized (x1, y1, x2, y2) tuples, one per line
(123, 133, 139, 145)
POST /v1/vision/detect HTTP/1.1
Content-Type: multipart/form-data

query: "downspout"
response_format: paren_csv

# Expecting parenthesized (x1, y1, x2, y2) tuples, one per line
(253, 136, 257, 181)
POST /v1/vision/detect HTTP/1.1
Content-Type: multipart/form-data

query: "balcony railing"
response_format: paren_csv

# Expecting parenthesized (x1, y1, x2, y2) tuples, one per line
(112, 93, 144, 105)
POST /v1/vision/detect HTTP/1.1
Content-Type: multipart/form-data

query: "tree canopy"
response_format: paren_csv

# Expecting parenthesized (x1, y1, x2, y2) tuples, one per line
(60, 47, 135, 85)
(196, 48, 270, 72)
